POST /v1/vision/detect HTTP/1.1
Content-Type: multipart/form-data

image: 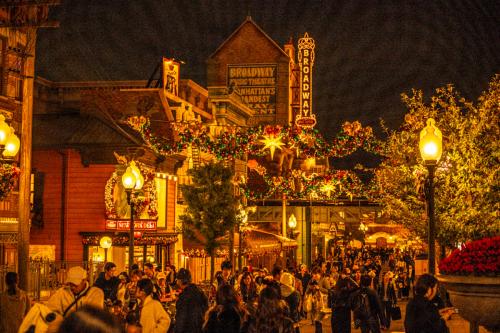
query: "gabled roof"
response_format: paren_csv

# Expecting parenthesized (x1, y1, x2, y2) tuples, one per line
(33, 111, 143, 149)
(209, 16, 289, 59)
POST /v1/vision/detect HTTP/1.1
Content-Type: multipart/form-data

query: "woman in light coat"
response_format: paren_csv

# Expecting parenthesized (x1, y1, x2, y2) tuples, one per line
(136, 278, 171, 333)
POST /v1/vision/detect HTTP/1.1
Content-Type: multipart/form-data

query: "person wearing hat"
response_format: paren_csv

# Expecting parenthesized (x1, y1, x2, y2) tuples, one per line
(280, 272, 300, 333)
(174, 268, 208, 333)
(46, 266, 104, 317)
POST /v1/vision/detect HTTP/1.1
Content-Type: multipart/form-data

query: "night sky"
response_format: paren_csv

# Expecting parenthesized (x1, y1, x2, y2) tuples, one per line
(36, 0, 499, 139)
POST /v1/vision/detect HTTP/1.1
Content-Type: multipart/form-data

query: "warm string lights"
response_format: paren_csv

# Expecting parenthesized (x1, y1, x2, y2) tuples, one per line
(127, 116, 384, 200)
(127, 116, 384, 160)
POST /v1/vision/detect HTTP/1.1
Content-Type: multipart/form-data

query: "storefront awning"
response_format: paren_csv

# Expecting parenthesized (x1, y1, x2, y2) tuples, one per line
(243, 229, 297, 255)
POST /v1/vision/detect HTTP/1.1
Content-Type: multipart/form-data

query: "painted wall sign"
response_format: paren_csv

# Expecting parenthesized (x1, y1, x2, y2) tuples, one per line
(106, 219, 157, 231)
(227, 64, 277, 115)
(295, 33, 316, 128)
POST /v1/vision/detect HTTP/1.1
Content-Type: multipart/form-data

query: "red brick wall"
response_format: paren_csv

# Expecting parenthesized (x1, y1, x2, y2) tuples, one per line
(207, 20, 290, 125)
(31, 149, 115, 262)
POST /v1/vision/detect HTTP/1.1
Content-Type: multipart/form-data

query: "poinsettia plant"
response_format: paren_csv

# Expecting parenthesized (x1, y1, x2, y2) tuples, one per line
(0, 163, 20, 200)
(439, 236, 500, 276)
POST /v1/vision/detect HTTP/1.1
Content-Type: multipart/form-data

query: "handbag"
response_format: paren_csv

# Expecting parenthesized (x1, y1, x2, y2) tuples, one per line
(390, 304, 402, 320)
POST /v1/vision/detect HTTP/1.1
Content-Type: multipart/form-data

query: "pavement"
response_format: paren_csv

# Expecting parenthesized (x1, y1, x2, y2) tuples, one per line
(298, 299, 490, 333)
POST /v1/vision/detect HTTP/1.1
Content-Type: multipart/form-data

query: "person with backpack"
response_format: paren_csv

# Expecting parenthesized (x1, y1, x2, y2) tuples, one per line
(350, 275, 387, 333)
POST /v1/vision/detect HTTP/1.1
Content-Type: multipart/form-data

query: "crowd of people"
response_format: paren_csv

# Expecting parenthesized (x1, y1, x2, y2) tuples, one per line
(0, 246, 454, 333)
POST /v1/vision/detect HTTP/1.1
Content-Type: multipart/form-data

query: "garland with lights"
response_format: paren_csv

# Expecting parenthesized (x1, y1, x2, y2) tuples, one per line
(82, 234, 178, 246)
(104, 167, 158, 219)
(127, 116, 384, 159)
(0, 163, 20, 200)
(127, 116, 384, 200)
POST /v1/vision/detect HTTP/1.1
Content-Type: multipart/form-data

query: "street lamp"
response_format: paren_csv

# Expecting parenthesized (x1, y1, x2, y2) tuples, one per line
(100, 236, 112, 262)
(359, 222, 368, 233)
(121, 161, 144, 275)
(288, 213, 297, 230)
(419, 118, 442, 275)
(0, 115, 20, 160)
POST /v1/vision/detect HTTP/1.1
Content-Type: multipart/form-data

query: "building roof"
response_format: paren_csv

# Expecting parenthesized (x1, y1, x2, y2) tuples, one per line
(208, 16, 289, 59)
(33, 111, 143, 150)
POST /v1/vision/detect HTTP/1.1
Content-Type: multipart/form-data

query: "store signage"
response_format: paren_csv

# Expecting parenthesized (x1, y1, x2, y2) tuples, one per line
(105, 219, 157, 231)
(227, 64, 277, 115)
(163, 57, 180, 96)
(295, 33, 316, 128)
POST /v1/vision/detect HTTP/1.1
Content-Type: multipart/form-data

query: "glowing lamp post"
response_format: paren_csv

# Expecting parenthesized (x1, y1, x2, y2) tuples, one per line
(288, 213, 297, 230)
(100, 236, 112, 262)
(121, 161, 144, 274)
(419, 118, 442, 275)
(0, 115, 20, 160)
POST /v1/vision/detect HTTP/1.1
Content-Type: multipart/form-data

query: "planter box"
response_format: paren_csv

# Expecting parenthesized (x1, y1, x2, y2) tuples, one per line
(438, 274, 500, 332)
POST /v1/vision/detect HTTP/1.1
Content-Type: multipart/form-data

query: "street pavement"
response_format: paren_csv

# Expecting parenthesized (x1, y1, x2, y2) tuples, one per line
(298, 299, 489, 333)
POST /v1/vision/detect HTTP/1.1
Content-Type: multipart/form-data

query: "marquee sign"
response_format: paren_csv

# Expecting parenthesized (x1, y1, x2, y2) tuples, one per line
(227, 64, 277, 115)
(295, 33, 316, 128)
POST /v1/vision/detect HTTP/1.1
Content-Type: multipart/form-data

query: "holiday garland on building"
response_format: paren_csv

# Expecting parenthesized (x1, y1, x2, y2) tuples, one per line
(127, 116, 383, 200)
(104, 166, 159, 219)
(0, 163, 20, 200)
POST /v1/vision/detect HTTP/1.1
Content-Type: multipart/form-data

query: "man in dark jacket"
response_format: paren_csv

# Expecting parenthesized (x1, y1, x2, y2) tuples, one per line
(94, 262, 120, 304)
(350, 275, 386, 333)
(330, 268, 358, 333)
(175, 268, 209, 333)
(405, 274, 451, 333)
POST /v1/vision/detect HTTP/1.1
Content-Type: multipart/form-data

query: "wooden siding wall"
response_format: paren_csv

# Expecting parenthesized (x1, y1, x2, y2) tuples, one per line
(31, 149, 115, 261)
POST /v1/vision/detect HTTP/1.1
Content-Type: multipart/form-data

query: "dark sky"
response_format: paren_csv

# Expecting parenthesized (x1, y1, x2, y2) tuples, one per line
(36, 0, 499, 138)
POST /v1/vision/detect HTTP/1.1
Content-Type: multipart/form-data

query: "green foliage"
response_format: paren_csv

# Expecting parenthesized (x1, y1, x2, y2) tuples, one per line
(375, 75, 500, 246)
(179, 162, 238, 256)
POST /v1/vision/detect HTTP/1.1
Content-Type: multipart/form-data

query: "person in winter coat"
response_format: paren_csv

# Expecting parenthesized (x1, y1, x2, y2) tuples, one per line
(405, 274, 452, 333)
(305, 266, 326, 333)
(136, 278, 171, 333)
(46, 266, 104, 317)
(246, 286, 294, 333)
(0, 272, 31, 333)
(202, 284, 247, 333)
(174, 268, 209, 333)
(330, 268, 358, 333)
(349, 275, 386, 333)
(377, 271, 397, 329)
(238, 271, 258, 314)
(94, 262, 120, 304)
(280, 272, 301, 333)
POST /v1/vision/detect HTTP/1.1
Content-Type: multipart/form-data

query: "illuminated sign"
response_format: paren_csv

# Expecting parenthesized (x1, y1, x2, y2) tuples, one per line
(106, 219, 157, 231)
(227, 64, 277, 115)
(163, 57, 180, 96)
(295, 33, 316, 128)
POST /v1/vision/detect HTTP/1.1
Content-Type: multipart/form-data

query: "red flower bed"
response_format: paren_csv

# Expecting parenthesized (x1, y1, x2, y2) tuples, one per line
(439, 236, 500, 276)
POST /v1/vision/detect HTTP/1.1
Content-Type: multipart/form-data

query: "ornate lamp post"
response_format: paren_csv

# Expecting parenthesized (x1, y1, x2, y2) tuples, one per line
(121, 161, 144, 275)
(419, 118, 442, 275)
(100, 236, 112, 262)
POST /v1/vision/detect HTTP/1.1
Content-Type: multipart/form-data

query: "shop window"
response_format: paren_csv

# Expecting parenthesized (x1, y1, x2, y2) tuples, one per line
(31, 171, 44, 228)
(0, 36, 6, 96)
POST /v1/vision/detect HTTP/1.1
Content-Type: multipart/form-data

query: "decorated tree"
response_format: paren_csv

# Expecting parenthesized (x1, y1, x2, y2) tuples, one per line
(179, 162, 238, 282)
(374, 75, 500, 247)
